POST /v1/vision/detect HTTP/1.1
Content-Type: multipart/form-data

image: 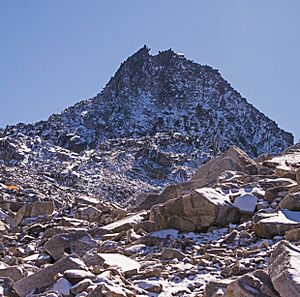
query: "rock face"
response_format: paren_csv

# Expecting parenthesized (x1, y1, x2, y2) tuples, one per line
(150, 188, 240, 232)
(3, 47, 292, 157)
(268, 241, 300, 297)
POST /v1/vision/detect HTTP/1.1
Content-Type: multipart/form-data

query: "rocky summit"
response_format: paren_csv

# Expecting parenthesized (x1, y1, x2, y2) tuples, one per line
(0, 47, 299, 297)
(0, 46, 293, 203)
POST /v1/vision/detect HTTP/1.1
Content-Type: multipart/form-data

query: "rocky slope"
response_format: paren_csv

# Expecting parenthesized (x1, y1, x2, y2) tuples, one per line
(1, 143, 300, 296)
(0, 46, 293, 203)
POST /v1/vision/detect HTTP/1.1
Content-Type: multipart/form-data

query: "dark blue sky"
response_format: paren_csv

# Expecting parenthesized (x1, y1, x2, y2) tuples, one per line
(1, 0, 299, 140)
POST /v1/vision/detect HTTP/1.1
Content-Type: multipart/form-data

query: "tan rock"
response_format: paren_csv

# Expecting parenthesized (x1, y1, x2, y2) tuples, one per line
(268, 240, 300, 297)
(42, 226, 86, 239)
(75, 206, 102, 222)
(102, 211, 146, 233)
(204, 278, 235, 297)
(71, 279, 93, 295)
(253, 210, 300, 238)
(134, 146, 256, 211)
(264, 186, 290, 202)
(86, 283, 129, 297)
(150, 188, 240, 232)
(224, 270, 279, 297)
(0, 265, 26, 282)
(280, 191, 300, 210)
(98, 253, 140, 277)
(64, 269, 95, 283)
(191, 146, 256, 182)
(14, 255, 86, 297)
(44, 230, 96, 261)
(296, 168, 300, 184)
(285, 227, 300, 241)
(161, 248, 186, 260)
(13, 201, 54, 226)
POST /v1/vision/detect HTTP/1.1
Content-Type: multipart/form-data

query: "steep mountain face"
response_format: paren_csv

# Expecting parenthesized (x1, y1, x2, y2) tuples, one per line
(4, 46, 292, 156)
(0, 46, 293, 202)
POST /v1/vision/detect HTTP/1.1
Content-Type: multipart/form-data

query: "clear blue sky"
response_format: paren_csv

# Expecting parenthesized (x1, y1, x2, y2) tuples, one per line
(1, 1, 299, 141)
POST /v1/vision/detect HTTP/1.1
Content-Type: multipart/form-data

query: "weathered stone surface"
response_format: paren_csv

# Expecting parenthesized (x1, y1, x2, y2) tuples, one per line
(102, 212, 146, 233)
(42, 226, 86, 239)
(253, 210, 300, 238)
(295, 168, 300, 184)
(86, 283, 129, 297)
(264, 186, 290, 202)
(52, 277, 72, 297)
(75, 206, 102, 222)
(44, 230, 96, 261)
(23, 253, 52, 266)
(14, 255, 86, 297)
(70, 279, 93, 295)
(224, 270, 279, 297)
(0, 265, 26, 282)
(161, 248, 186, 260)
(268, 240, 300, 297)
(13, 201, 54, 226)
(191, 146, 257, 183)
(204, 279, 235, 297)
(150, 188, 240, 232)
(279, 191, 300, 210)
(63, 269, 95, 283)
(285, 227, 300, 242)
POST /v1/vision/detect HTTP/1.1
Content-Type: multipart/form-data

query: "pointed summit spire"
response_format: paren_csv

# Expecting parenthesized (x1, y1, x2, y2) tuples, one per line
(131, 45, 150, 58)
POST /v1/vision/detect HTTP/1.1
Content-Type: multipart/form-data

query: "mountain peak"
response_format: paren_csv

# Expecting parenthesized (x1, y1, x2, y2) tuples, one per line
(2, 47, 293, 159)
(0, 46, 294, 203)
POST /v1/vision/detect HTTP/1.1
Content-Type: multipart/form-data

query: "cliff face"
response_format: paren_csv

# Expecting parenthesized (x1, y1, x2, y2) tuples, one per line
(0, 46, 293, 202)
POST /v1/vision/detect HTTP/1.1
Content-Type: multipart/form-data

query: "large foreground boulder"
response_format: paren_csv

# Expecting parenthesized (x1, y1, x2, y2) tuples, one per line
(268, 240, 300, 297)
(253, 210, 300, 238)
(150, 188, 240, 232)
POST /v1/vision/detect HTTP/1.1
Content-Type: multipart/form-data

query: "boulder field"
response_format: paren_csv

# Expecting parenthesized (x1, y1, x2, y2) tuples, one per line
(1, 144, 300, 296)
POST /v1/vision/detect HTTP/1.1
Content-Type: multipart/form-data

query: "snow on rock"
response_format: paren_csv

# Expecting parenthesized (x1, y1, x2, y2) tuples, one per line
(253, 210, 300, 238)
(98, 253, 141, 274)
(233, 193, 258, 214)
